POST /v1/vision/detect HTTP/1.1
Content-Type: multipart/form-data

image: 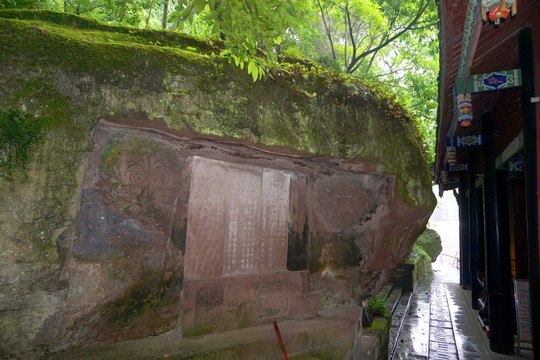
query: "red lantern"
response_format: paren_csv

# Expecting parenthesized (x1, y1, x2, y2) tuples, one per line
(482, 0, 517, 25)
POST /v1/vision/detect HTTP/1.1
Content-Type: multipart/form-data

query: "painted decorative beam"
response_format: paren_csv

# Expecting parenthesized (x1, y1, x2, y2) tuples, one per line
(456, 0, 483, 89)
(446, 135, 484, 147)
(454, 68, 523, 128)
(448, 0, 483, 136)
(443, 163, 470, 171)
(468, 68, 522, 93)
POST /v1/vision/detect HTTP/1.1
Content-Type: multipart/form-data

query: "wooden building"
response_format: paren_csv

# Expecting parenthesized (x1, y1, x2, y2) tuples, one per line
(435, 0, 539, 356)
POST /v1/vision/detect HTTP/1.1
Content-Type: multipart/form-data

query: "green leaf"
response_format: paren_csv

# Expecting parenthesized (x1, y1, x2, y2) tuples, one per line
(248, 60, 256, 74)
(248, 61, 259, 82)
(181, 2, 196, 20)
(194, 0, 207, 12)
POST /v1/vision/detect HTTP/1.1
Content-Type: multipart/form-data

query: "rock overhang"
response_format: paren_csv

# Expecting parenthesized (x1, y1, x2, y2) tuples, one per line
(0, 9, 436, 356)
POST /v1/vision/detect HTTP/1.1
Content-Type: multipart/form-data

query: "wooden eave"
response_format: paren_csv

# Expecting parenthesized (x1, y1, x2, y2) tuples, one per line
(435, 0, 540, 187)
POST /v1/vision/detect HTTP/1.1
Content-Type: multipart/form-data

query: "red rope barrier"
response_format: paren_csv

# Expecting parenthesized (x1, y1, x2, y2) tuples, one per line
(272, 321, 289, 360)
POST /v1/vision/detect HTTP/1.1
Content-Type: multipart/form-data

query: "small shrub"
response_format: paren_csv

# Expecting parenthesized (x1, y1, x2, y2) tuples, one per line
(368, 294, 390, 318)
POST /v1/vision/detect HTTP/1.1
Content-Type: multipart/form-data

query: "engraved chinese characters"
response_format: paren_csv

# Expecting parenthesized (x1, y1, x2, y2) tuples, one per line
(184, 157, 291, 279)
(181, 159, 310, 334)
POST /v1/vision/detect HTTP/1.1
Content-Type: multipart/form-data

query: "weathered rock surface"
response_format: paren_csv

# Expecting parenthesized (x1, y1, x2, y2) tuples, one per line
(0, 10, 436, 358)
(416, 228, 443, 262)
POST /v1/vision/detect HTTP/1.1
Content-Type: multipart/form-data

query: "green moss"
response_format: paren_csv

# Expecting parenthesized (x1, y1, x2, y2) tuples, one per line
(406, 244, 433, 280)
(366, 316, 389, 332)
(0, 13, 217, 89)
(403, 228, 442, 280)
(179, 352, 220, 360)
(182, 327, 215, 338)
(105, 282, 164, 325)
(0, 9, 217, 53)
(0, 9, 435, 209)
(415, 228, 442, 261)
(102, 138, 159, 173)
(0, 109, 45, 179)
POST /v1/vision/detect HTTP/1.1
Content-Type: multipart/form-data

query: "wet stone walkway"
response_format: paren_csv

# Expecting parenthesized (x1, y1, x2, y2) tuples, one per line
(428, 280, 458, 360)
(390, 263, 534, 360)
(391, 274, 457, 359)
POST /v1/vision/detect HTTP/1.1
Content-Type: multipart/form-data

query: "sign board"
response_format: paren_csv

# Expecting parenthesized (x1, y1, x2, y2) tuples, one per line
(514, 279, 532, 344)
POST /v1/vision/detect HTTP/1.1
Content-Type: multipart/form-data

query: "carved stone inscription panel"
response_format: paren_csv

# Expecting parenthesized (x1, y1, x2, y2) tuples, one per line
(182, 271, 317, 334)
(184, 157, 291, 280)
(184, 157, 228, 279)
(248, 281, 289, 320)
(260, 170, 290, 272)
(225, 166, 262, 275)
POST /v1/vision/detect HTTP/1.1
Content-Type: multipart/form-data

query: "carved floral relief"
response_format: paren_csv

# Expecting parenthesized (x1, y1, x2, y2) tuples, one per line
(99, 138, 180, 219)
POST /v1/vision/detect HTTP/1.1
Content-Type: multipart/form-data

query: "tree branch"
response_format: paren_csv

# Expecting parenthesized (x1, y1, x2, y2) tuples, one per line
(317, 0, 336, 60)
(345, 0, 432, 73)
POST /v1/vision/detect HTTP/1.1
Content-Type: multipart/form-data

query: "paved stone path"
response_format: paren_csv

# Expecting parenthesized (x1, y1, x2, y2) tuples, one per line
(391, 263, 534, 360)
(391, 275, 448, 359)
(428, 278, 459, 360)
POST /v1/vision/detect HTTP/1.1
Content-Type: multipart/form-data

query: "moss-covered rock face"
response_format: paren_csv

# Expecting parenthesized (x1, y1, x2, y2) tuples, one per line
(415, 228, 443, 262)
(0, 9, 436, 358)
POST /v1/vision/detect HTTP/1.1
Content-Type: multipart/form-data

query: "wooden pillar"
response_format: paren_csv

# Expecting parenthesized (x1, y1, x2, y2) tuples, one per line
(468, 153, 481, 309)
(482, 111, 514, 354)
(519, 27, 540, 356)
(459, 173, 471, 288)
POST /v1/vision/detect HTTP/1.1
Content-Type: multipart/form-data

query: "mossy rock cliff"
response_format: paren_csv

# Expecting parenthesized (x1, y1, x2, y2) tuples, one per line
(415, 228, 443, 262)
(0, 9, 436, 358)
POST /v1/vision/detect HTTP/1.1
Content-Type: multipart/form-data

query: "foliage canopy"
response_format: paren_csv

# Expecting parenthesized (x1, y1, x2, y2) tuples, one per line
(6, 0, 439, 163)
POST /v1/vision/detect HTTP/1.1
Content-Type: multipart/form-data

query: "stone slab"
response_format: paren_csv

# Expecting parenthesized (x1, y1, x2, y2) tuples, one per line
(182, 271, 316, 335)
(259, 169, 290, 273)
(184, 157, 228, 279)
(185, 157, 291, 279)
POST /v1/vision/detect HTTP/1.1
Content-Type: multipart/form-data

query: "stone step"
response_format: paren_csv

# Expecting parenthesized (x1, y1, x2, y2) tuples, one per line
(385, 286, 403, 314)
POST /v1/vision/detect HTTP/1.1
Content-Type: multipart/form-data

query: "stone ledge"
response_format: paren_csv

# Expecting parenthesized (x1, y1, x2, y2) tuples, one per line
(360, 317, 390, 360)
(46, 307, 362, 360)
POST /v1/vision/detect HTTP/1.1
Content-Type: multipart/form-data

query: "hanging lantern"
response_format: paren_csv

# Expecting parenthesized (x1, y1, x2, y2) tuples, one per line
(482, 0, 517, 25)
(447, 147, 457, 167)
(457, 93, 473, 128)
(442, 171, 449, 185)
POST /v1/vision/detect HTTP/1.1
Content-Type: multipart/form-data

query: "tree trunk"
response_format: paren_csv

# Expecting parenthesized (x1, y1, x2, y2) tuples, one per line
(344, 6, 347, 68)
(162, 0, 169, 29)
(120, 0, 126, 24)
(146, 0, 156, 28)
